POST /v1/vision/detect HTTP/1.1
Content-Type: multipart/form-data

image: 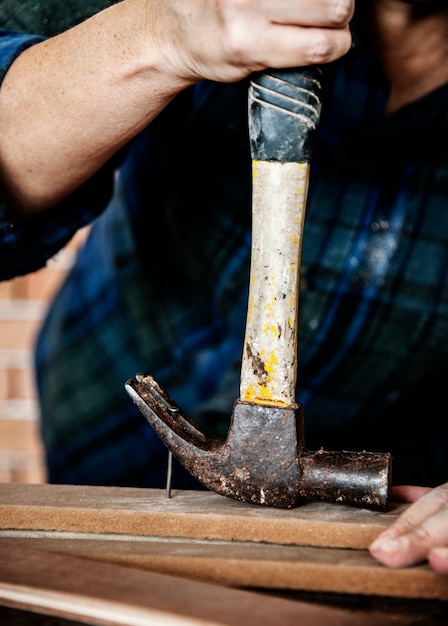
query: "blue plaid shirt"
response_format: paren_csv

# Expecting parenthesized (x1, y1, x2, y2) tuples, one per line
(2, 18, 448, 489)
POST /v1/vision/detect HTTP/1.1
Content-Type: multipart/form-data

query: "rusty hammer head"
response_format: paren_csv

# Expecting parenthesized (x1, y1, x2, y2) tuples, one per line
(125, 373, 391, 510)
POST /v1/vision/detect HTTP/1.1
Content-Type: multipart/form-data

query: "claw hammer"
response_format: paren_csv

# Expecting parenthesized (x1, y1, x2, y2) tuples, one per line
(125, 67, 392, 510)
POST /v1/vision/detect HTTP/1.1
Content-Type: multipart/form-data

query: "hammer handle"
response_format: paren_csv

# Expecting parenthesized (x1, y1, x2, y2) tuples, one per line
(240, 67, 322, 407)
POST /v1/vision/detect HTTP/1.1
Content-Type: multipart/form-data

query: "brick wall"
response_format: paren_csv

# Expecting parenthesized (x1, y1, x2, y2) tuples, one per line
(0, 229, 88, 483)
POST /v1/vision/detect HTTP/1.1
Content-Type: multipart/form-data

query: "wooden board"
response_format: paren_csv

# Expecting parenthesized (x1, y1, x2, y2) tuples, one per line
(1, 484, 447, 602)
(0, 483, 403, 548)
(0, 545, 397, 626)
(2, 532, 448, 601)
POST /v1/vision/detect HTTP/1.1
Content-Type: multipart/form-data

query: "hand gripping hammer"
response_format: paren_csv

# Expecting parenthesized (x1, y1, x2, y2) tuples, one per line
(125, 67, 392, 510)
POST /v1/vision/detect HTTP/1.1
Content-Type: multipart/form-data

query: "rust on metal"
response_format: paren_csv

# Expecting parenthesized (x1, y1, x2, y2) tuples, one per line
(125, 373, 392, 511)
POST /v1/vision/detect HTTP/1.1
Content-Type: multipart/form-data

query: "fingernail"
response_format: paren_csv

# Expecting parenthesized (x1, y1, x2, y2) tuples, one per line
(370, 535, 404, 553)
(429, 548, 448, 574)
(430, 547, 448, 560)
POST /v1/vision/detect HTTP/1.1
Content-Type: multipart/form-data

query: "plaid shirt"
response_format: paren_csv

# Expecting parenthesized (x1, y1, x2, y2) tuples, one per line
(3, 19, 448, 489)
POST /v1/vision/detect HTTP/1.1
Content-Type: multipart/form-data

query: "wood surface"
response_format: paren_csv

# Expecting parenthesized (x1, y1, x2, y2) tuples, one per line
(0, 483, 401, 548)
(0, 544, 397, 626)
(2, 532, 448, 601)
(1, 483, 447, 602)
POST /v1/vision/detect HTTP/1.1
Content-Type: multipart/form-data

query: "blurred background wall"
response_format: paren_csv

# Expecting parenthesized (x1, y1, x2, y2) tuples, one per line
(0, 228, 88, 483)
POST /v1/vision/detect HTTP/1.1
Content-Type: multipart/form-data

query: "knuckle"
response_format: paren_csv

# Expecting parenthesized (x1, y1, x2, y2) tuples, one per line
(304, 31, 350, 64)
(437, 482, 448, 502)
(223, 28, 251, 64)
(413, 525, 432, 545)
(328, 0, 355, 27)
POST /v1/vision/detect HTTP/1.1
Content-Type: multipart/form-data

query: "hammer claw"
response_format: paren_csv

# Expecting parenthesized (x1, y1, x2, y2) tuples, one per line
(126, 374, 304, 507)
(126, 373, 216, 448)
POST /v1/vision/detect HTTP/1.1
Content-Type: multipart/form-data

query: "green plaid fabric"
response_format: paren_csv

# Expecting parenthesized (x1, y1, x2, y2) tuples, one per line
(0, 0, 117, 36)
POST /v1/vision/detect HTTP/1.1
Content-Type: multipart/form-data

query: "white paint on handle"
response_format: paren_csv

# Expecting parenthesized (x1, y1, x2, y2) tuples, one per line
(240, 161, 309, 407)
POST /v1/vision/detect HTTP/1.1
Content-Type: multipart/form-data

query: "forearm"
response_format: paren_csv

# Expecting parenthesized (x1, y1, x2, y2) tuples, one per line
(0, 0, 354, 216)
(0, 0, 187, 214)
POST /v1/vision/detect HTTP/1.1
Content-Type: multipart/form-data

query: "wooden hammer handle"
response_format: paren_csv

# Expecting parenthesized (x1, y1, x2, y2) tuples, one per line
(240, 68, 322, 407)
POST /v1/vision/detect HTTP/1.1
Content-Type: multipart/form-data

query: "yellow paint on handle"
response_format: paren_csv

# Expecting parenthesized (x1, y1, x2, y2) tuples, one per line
(240, 161, 309, 406)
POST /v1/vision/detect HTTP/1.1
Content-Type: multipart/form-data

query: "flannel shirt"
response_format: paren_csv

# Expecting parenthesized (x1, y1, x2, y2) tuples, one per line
(1, 14, 447, 489)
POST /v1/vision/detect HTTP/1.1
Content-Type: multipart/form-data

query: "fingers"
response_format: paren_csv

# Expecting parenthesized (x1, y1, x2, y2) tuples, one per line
(253, 0, 354, 27)
(245, 23, 353, 69)
(428, 548, 448, 575)
(370, 483, 448, 571)
(391, 485, 431, 503)
(156, 0, 355, 84)
(232, 0, 355, 66)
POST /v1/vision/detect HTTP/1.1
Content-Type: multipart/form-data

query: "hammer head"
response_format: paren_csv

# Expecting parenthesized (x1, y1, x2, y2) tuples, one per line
(125, 373, 391, 510)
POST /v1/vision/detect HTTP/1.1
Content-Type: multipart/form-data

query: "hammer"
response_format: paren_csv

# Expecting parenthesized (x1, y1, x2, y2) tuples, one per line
(125, 68, 392, 510)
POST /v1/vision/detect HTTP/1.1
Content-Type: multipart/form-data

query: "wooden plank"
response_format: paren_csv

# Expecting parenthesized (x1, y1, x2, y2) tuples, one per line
(1, 484, 447, 601)
(0, 483, 403, 549)
(1, 532, 447, 601)
(0, 545, 396, 626)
